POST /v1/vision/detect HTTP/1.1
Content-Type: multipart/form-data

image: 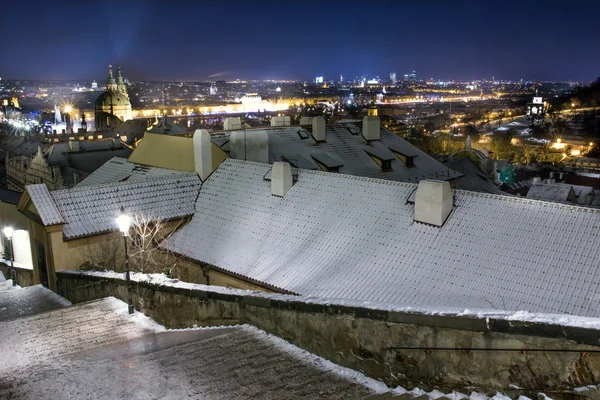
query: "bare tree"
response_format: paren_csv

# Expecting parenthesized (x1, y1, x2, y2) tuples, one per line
(127, 213, 187, 276)
(78, 213, 187, 277)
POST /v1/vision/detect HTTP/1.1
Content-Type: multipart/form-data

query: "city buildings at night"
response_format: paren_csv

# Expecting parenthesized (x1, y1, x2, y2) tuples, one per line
(2, 0, 600, 398)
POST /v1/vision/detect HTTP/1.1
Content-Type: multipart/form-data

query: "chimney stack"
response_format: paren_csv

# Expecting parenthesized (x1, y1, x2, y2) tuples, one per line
(68, 141, 80, 152)
(362, 115, 380, 141)
(223, 117, 242, 130)
(231, 130, 269, 164)
(271, 162, 293, 197)
(193, 129, 212, 181)
(414, 180, 453, 227)
(532, 177, 542, 184)
(312, 116, 326, 143)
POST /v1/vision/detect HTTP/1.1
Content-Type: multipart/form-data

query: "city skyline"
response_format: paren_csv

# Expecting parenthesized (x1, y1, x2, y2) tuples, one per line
(1, 0, 599, 82)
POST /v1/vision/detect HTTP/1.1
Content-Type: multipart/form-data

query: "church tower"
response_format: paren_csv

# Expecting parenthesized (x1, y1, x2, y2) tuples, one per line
(106, 65, 117, 92)
(117, 67, 129, 98)
(94, 65, 133, 131)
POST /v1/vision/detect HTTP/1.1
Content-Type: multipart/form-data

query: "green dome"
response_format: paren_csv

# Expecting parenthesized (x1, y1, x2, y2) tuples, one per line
(95, 92, 130, 108)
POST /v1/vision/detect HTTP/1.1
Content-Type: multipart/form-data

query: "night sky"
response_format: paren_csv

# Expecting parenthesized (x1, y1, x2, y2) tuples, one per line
(2, 0, 599, 82)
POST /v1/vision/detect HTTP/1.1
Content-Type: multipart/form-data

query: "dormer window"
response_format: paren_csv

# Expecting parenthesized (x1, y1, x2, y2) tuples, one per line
(310, 152, 343, 173)
(364, 147, 395, 172)
(387, 145, 416, 167)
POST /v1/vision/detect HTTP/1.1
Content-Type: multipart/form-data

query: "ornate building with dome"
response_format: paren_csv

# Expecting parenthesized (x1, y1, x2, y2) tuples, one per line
(94, 66, 132, 131)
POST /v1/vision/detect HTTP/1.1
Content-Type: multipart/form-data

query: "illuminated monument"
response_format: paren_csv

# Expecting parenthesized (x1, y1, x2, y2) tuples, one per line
(94, 65, 133, 131)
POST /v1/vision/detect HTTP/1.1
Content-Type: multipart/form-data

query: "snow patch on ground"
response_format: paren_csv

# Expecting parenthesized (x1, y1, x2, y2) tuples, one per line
(574, 384, 599, 393)
(62, 269, 600, 330)
(104, 296, 166, 333)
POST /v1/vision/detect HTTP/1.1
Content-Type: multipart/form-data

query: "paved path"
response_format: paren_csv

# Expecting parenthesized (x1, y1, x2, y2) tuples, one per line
(0, 297, 382, 399)
(0, 284, 70, 322)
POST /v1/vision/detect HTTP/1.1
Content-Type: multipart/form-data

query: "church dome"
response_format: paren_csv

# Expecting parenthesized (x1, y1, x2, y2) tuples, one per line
(95, 91, 130, 109)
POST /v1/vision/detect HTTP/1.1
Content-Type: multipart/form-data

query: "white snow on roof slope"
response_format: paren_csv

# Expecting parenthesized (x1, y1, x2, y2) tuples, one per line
(167, 159, 600, 318)
(77, 157, 187, 187)
(25, 184, 64, 225)
(28, 174, 201, 238)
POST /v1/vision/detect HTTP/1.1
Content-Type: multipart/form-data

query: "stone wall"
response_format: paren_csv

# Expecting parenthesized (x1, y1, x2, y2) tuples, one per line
(1, 262, 34, 287)
(56, 271, 600, 397)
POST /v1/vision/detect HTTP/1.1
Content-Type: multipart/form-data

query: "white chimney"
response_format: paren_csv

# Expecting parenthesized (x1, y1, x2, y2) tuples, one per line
(271, 116, 290, 127)
(231, 130, 269, 164)
(414, 180, 453, 227)
(271, 162, 293, 197)
(68, 141, 80, 151)
(559, 172, 564, 180)
(532, 177, 542, 184)
(223, 117, 242, 130)
(312, 116, 326, 142)
(193, 129, 212, 181)
(549, 171, 554, 179)
(300, 116, 313, 126)
(362, 116, 380, 141)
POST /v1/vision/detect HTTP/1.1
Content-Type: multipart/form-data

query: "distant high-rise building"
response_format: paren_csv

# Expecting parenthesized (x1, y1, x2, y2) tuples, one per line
(406, 70, 416, 81)
(315, 76, 324, 84)
(390, 72, 397, 83)
(209, 83, 218, 96)
(340, 74, 345, 84)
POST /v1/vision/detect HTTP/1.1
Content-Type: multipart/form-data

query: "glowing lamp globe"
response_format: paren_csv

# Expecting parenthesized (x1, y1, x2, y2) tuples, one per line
(117, 209, 131, 235)
(3, 226, 13, 239)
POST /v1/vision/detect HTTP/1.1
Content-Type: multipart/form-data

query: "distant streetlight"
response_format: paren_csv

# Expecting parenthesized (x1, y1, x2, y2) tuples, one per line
(117, 207, 134, 314)
(3, 226, 15, 286)
(64, 105, 73, 114)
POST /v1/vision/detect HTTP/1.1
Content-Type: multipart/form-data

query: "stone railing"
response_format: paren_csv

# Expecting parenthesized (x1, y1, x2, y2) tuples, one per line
(0, 262, 34, 287)
(56, 270, 600, 397)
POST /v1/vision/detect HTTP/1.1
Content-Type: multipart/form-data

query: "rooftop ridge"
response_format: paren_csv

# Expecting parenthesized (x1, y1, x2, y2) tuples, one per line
(51, 171, 199, 195)
(222, 158, 420, 189)
(222, 159, 600, 215)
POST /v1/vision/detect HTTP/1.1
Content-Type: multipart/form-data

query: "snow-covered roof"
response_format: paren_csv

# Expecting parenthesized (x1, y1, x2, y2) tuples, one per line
(215, 124, 463, 183)
(25, 184, 64, 225)
(146, 115, 186, 135)
(167, 159, 600, 318)
(445, 159, 505, 195)
(26, 174, 201, 239)
(77, 157, 188, 187)
(527, 183, 574, 203)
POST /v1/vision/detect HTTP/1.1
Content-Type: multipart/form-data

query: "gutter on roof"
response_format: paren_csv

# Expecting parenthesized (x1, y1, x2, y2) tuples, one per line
(167, 250, 297, 295)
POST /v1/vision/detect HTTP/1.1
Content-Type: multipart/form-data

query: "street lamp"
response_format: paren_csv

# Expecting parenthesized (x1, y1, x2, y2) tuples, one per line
(117, 207, 134, 314)
(3, 226, 15, 286)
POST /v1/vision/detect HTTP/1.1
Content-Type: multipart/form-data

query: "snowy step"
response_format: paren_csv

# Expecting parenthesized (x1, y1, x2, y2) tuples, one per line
(0, 280, 13, 291)
(0, 297, 160, 373)
(0, 284, 69, 321)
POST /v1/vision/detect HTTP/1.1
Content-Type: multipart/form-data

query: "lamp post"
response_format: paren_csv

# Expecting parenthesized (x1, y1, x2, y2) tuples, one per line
(3, 227, 15, 286)
(117, 208, 134, 314)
